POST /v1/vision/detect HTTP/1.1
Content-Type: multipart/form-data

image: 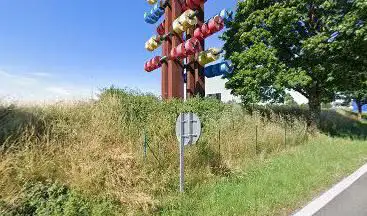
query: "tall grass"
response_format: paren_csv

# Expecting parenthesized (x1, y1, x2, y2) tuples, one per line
(0, 89, 309, 214)
(160, 138, 367, 216)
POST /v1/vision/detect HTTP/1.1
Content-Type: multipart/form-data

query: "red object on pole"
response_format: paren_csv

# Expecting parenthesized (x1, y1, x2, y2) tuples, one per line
(144, 56, 163, 72)
(185, 38, 201, 55)
(170, 38, 201, 59)
(193, 16, 224, 41)
(185, 0, 205, 10)
(208, 16, 224, 32)
(157, 21, 165, 36)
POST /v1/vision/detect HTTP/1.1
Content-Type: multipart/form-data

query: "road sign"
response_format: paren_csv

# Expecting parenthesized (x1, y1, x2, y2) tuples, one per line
(175, 112, 202, 192)
(176, 113, 201, 146)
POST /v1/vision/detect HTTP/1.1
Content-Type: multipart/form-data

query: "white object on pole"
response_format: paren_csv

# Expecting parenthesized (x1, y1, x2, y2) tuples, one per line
(175, 113, 202, 192)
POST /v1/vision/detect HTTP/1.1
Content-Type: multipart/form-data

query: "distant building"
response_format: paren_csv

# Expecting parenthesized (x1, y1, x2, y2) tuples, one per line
(205, 76, 241, 103)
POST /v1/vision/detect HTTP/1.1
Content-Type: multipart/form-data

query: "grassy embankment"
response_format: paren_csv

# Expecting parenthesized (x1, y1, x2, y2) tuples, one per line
(0, 88, 366, 215)
(160, 138, 367, 216)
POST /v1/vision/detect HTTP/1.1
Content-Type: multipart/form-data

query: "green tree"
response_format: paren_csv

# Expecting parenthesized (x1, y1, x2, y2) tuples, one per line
(222, 0, 366, 126)
(330, 0, 367, 120)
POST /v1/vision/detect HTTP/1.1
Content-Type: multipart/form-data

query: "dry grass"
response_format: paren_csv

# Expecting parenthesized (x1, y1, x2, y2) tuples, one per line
(0, 89, 310, 214)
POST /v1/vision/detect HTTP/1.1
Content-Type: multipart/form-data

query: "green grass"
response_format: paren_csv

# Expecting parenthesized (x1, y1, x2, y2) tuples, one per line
(1, 89, 367, 215)
(160, 137, 367, 216)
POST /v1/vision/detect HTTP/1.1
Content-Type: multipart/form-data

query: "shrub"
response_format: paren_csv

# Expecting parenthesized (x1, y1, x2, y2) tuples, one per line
(0, 88, 310, 214)
(0, 181, 121, 216)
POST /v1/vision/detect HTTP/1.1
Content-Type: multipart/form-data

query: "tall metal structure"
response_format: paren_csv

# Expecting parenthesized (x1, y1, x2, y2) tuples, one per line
(186, 3, 205, 98)
(144, 0, 234, 100)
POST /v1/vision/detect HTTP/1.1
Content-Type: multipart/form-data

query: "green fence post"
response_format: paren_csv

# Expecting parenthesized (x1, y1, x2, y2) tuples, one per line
(284, 121, 287, 147)
(143, 130, 147, 160)
(255, 125, 258, 155)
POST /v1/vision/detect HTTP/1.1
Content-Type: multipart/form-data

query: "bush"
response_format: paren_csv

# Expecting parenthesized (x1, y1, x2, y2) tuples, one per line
(0, 181, 121, 216)
(0, 87, 310, 214)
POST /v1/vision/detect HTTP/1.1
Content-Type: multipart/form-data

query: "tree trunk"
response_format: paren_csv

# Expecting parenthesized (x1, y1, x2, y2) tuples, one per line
(356, 100, 363, 121)
(308, 93, 321, 129)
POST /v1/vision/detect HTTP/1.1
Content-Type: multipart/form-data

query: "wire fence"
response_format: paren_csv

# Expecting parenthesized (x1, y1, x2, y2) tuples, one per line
(141, 117, 309, 165)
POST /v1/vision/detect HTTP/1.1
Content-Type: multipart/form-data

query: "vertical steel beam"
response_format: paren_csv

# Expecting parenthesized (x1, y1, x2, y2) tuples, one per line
(162, 15, 170, 99)
(195, 4, 205, 98)
(186, 37, 195, 98)
(167, 0, 184, 99)
(186, 3, 205, 99)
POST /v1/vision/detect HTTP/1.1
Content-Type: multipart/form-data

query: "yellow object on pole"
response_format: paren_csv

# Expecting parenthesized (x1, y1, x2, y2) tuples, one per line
(173, 21, 185, 34)
(173, 10, 198, 34)
(197, 48, 221, 66)
(145, 36, 162, 51)
(147, 0, 157, 5)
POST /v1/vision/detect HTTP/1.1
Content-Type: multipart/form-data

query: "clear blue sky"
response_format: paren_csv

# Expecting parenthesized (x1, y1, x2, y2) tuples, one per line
(0, 0, 238, 102)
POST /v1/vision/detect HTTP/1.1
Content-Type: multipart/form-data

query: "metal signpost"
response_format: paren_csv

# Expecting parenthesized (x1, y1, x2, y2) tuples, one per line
(175, 113, 201, 192)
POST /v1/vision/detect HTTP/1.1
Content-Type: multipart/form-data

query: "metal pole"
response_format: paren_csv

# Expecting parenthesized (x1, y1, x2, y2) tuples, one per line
(255, 125, 258, 155)
(180, 114, 185, 192)
(284, 121, 287, 147)
(218, 128, 221, 154)
(144, 130, 147, 160)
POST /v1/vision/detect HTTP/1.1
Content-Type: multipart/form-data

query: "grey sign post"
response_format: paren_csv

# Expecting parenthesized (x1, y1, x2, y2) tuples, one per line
(175, 113, 201, 192)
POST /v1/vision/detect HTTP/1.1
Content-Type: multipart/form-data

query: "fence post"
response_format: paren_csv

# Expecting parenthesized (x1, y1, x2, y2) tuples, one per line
(143, 130, 147, 160)
(231, 110, 235, 130)
(218, 128, 221, 154)
(255, 125, 258, 155)
(284, 121, 287, 147)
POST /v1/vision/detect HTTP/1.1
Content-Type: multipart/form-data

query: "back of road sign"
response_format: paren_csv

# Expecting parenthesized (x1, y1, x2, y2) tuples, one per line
(175, 113, 201, 146)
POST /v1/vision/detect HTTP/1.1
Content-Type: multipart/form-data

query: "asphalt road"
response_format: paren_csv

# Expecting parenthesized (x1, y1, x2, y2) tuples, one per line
(314, 172, 367, 216)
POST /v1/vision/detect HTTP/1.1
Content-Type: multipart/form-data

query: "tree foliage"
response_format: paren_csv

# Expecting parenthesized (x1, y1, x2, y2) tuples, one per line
(223, 0, 367, 124)
(330, 0, 367, 118)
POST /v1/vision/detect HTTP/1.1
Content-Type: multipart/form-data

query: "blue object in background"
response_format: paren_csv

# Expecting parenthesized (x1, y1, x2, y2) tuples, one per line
(327, 31, 340, 43)
(144, 3, 165, 24)
(219, 9, 234, 26)
(204, 60, 233, 78)
(352, 100, 367, 113)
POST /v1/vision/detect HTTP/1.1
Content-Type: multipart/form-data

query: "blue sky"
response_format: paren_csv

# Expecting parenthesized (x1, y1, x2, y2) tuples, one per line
(0, 0, 238, 102)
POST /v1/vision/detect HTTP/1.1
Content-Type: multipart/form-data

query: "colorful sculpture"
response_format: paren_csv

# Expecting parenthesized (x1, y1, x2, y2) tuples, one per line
(194, 15, 224, 40)
(145, 33, 172, 51)
(157, 21, 165, 36)
(171, 38, 201, 59)
(144, 1, 168, 24)
(144, 56, 167, 72)
(143, 1, 234, 99)
(172, 10, 198, 34)
(147, 0, 157, 5)
(204, 60, 233, 78)
(185, 0, 206, 10)
(197, 48, 221, 66)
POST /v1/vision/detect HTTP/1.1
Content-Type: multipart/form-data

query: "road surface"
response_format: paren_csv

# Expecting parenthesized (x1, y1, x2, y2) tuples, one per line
(314, 172, 367, 216)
